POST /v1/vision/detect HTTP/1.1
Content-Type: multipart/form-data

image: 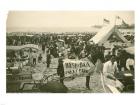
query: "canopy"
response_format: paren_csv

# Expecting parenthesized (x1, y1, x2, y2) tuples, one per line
(89, 25, 128, 44)
(7, 44, 39, 51)
(125, 46, 134, 54)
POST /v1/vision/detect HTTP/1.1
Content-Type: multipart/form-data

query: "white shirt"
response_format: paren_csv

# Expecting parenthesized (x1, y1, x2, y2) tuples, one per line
(32, 52, 37, 58)
(103, 61, 124, 90)
(126, 58, 134, 70)
(103, 61, 118, 76)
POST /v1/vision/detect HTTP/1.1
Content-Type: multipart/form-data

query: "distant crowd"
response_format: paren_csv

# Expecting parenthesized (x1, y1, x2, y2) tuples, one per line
(7, 32, 134, 73)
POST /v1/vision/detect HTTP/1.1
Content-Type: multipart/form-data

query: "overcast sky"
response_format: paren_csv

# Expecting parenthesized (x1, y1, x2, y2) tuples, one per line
(7, 11, 134, 28)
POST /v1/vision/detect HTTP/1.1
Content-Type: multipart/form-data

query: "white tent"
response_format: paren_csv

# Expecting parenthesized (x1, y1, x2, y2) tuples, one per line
(125, 46, 134, 55)
(89, 25, 128, 44)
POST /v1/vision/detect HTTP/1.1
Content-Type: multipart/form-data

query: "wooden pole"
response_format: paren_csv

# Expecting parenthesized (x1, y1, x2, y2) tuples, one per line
(114, 16, 117, 33)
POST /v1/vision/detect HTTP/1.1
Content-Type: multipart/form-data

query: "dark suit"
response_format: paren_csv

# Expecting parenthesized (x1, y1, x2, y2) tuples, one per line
(57, 58, 64, 84)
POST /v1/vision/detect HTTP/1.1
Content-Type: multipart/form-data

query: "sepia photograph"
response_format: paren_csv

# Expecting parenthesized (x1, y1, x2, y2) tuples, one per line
(6, 11, 135, 93)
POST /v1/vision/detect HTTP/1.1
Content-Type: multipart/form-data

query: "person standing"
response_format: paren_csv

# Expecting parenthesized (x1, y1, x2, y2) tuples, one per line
(57, 55, 64, 84)
(46, 51, 51, 68)
(100, 44, 105, 54)
(42, 43, 46, 53)
(38, 53, 42, 63)
(32, 51, 37, 65)
(105, 51, 111, 62)
(80, 53, 95, 90)
(100, 44, 105, 61)
(111, 45, 117, 56)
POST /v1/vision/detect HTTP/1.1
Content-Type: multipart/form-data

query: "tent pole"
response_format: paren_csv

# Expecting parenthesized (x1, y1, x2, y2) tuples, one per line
(114, 16, 117, 33)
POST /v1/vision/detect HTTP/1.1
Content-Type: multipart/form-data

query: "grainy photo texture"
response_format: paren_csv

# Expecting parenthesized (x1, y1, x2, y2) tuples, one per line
(6, 11, 134, 93)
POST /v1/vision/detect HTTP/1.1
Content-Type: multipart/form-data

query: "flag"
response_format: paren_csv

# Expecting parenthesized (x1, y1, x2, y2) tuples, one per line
(122, 20, 127, 25)
(122, 20, 129, 27)
(103, 18, 110, 24)
(115, 16, 122, 25)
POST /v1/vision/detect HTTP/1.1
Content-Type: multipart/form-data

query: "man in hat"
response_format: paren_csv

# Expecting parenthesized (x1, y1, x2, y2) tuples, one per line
(80, 52, 95, 90)
(46, 51, 51, 68)
(32, 51, 37, 65)
(57, 54, 64, 84)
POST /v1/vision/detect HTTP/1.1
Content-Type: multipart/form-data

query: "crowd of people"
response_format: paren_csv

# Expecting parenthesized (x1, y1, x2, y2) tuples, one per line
(6, 32, 95, 46)
(6, 32, 134, 92)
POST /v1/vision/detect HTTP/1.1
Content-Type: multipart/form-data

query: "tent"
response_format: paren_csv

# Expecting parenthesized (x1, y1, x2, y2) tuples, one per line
(89, 25, 128, 45)
(125, 46, 134, 55)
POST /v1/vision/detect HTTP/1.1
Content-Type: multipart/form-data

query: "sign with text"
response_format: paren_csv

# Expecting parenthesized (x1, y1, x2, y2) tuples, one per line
(63, 59, 94, 77)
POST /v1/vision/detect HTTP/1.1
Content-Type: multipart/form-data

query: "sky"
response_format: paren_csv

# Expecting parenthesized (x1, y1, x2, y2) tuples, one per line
(7, 11, 134, 28)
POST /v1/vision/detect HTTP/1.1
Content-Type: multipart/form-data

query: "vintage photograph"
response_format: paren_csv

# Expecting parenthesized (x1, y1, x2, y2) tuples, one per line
(6, 11, 134, 93)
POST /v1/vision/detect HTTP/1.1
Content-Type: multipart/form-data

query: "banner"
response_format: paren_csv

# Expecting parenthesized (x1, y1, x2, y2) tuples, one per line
(63, 59, 94, 77)
(122, 20, 128, 27)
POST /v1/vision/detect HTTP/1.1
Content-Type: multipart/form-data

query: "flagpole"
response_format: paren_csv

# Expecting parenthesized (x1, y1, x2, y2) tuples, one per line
(114, 16, 117, 33)
(103, 18, 104, 26)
